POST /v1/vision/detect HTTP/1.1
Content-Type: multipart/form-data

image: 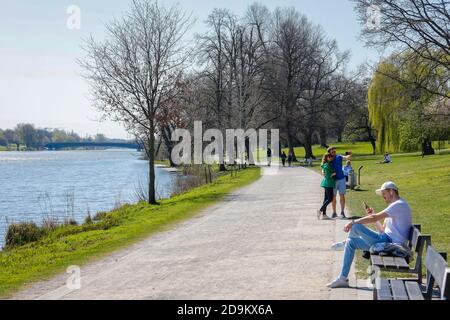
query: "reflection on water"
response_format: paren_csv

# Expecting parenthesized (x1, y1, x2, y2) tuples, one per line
(0, 149, 176, 248)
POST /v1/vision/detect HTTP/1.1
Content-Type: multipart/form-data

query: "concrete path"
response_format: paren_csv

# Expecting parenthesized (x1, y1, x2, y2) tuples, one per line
(13, 166, 371, 300)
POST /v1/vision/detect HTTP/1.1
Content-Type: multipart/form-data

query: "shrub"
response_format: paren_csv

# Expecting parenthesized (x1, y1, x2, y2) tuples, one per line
(4, 222, 46, 249)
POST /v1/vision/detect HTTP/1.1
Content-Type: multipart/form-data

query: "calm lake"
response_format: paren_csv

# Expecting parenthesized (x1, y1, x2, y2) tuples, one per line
(0, 149, 177, 248)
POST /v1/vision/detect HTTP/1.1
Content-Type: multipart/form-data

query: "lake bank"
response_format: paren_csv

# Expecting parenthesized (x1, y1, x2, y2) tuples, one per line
(0, 150, 176, 248)
(0, 166, 261, 298)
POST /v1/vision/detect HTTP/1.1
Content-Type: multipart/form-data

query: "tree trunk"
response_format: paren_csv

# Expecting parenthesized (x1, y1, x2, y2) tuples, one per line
(148, 126, 157, 205)
(287, 133, 297, 162)
(161, 127, 176, 167)
(422, 139, 435, 156)
(319, 127, 328, 148)
(304, 133, 315, 159)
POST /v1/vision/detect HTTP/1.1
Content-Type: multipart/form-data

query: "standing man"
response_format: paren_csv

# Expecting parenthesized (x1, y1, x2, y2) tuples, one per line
(267, 147, 272, 167)
(328, 147, 352, 219)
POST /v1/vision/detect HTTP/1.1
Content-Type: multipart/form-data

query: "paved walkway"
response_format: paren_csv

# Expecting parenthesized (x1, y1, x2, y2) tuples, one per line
(13, 166, 371, 300)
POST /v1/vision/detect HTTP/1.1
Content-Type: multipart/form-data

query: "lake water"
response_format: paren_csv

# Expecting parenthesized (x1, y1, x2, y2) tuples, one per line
(0, 149, 177, 248)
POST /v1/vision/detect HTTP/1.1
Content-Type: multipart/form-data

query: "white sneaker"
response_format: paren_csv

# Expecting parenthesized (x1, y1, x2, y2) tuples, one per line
(330, 241, 346, 251)
(326, 277, 349, 288)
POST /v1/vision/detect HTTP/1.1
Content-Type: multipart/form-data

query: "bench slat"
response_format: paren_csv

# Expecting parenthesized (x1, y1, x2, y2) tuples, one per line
(376, 279, 393, 300)
(371, 255, 383, 266)
(381, 256, 398, 269)
(390, 280, 409, 300)
(394, 257, 410, 269)
(405, 282, 424, 300)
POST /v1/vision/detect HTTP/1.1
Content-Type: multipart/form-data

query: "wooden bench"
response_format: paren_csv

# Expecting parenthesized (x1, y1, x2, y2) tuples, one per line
(370, 224, 431, 283)
(374, 246, 449, 300)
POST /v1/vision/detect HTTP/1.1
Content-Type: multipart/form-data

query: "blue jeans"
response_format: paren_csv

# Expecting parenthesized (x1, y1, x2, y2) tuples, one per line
(340, 224, 391, 278)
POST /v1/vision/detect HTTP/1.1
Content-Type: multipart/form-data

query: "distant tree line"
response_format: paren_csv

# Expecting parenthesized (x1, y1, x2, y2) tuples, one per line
(0, 124, 112, 150)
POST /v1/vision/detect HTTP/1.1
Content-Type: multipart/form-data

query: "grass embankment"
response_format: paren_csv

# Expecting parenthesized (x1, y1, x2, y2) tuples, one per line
(0, 166, 261, 298)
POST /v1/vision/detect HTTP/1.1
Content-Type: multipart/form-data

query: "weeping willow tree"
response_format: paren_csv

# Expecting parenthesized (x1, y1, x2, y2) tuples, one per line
(368, 53, 444, 155)
(368, 61, 405, 154)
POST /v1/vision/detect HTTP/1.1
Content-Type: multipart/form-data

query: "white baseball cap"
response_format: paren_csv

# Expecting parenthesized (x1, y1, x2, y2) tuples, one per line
(375, 181, 399, 196)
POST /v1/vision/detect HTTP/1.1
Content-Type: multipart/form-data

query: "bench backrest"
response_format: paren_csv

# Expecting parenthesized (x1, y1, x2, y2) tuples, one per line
(425, 246, 450, 300)
(408, 225, 422, 250)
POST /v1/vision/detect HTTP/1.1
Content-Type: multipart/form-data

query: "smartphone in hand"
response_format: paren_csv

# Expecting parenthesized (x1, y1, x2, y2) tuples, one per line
(363, 201, 369, 210)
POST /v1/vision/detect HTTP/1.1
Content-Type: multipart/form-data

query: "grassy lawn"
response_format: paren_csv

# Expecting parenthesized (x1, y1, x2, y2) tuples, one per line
(282, 142, 376, 159)
(0, 166, 261, 298)
(329, 152, 450, 278)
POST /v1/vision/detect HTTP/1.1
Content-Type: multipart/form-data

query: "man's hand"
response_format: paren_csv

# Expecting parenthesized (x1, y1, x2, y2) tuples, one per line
(343, 221, 353, 233)
(366, 207, 374, 216)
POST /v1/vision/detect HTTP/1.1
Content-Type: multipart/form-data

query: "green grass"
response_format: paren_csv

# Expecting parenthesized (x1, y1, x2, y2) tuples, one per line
(333, 153, 450, 278)
(0, 166, 261, 298)
(283, 142, 376, 159)
(283, 140, 450, 160)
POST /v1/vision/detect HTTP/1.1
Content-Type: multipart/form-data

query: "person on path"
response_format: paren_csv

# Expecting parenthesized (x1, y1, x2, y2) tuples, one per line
(287, 151, 293, 167)
(318, 153, 336, 219)
(328, 147, 352, 219)
(326, 181, 412, 288)
(267, 148, 272, 167)
(281, 151, 287, 167)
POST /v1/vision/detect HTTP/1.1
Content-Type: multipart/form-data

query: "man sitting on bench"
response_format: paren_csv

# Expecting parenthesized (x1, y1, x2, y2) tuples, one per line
(326, 181, 412, 288)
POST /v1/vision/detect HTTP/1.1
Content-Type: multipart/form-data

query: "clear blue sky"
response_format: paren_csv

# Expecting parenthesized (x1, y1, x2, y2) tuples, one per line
(0, 0, 382, 139)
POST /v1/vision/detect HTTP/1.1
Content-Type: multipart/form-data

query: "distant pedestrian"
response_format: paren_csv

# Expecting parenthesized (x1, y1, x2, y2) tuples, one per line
(287, 151, 293, 167)
(267, 148, 272, 167)
(281, 151, 287, 167)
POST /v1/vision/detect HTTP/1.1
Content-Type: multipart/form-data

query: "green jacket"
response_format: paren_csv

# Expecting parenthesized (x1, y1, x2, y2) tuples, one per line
(321, 163, 335, 188)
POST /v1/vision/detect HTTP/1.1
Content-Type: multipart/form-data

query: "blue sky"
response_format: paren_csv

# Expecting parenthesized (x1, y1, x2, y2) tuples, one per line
(0, 0, 383, 139)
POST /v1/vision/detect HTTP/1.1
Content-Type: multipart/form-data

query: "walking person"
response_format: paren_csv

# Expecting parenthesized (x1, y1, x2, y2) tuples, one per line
(318, 153, 336, 220)
(287, 151, 293, 167)
(267, 148, 272, 167)
(281, 151, 287, 167)
(328, 147, 352, 219)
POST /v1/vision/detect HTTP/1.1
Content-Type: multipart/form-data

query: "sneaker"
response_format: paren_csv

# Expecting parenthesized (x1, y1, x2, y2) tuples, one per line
(317, 210, 322, 220)
(331, 213, 338, 219)
(326, 277, 349, 288)
(331, 241, 346, 251)
(340, 212, 347, 219)
(321, 214, 329, 220)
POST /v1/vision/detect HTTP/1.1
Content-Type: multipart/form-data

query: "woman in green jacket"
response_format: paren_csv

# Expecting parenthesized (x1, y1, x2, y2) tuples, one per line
(318, 153, 336, 219)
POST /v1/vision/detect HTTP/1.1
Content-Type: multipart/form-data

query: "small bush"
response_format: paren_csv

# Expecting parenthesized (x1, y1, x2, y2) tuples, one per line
(84, 214, 93, 225)
(4, 222, 46, 249)
(93, 211, 108, 221)
(41, 216, 60, 231)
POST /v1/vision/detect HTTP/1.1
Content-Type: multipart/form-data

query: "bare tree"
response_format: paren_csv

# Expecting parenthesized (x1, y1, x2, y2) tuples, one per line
(297, 33, 351, 159)
(352, 0, 450, 98)
(80, 0, 193, 204)
(267, 7, 318, 160)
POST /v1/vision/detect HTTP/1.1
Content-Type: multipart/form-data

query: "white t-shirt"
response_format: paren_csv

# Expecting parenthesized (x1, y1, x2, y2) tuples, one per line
(384, 198, 412, 244)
